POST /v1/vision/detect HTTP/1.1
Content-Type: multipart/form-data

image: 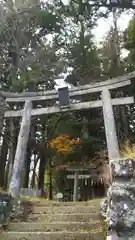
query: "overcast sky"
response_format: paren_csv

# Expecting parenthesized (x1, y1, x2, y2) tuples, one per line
(94, 10, 133, 44)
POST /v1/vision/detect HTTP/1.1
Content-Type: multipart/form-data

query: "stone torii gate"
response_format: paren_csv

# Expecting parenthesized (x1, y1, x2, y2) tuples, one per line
(66, 167, 98, 202)
(0, 71, 134, 198)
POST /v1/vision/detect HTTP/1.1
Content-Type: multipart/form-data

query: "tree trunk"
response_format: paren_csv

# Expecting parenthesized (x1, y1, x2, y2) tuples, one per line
(31, 161, 37, 188)
(0, 96, 6, 138)
(38, 118, 47, 196)
(112, 10, 127, 143)
(4, 119, 14, 189)
(119, 94, 129, 139)
(49, 166, 53, 200)
(115, 92, 129, 143)
(0, 96, 7, 188)
(82, 116, 89, 140)
(0, 120, 9, 188)
(38, 151, 46, 195)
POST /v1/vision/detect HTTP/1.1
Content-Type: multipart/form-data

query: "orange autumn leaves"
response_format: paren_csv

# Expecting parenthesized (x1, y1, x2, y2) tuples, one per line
(48, 134, 80, 153)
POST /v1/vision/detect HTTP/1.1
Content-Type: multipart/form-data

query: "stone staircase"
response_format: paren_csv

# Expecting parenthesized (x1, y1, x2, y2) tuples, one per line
(0, 199, 104, 240)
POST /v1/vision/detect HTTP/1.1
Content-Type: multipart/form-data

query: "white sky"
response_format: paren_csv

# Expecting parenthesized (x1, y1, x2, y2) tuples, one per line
(94, 10, 133, 44)
(94, 10, 133, 58)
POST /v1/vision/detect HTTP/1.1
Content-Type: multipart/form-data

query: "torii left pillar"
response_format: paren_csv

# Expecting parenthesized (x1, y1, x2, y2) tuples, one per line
(9, 100, 32, 198)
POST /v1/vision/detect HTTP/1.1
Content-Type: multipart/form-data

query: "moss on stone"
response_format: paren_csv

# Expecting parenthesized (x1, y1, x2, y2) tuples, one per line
(100, 215, 107, 240)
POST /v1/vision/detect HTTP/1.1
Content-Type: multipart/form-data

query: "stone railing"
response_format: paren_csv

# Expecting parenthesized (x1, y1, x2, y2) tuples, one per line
(101, 159, 135, 240)
(0, 192, 12, 228)
(0, 188, 39, 227)
(10, 188, 41, 222)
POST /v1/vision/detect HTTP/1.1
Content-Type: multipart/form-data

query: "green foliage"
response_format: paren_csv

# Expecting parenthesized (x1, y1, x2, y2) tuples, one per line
(0, 1, 63, 92)
(124, 17, 135, 73)
(53, 170, 66, 193)
(44, 169, 50, 194)
(99, 26, 125, 78)
(36, 9, 61, 33)
(51, 0, 101, 85)
(128, 17, 135, 44)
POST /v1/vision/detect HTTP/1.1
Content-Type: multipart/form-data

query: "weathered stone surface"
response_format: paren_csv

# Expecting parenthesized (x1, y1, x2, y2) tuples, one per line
(8, 221, 101, 232)
(3, 199, 104, 239)
(100, 198, 108, 218)
(9, 101, 32, 198)
(10, 200, 32, 222)
(33, 206, 98, 214)
(106, 159, 135, 239)
(0, 192, 11, 225)
(31, 200, 99, 207)
(0, 231, 103, 240)
(29, 213, 100, 223)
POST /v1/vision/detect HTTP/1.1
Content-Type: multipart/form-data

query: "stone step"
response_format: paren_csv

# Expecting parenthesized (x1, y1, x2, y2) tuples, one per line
(8, 221, 102, 232)
(27, 199, 102, 207)
(28, 213, 100, 222)
(0, 231, 104, 240)
(33, 206, 99, 214)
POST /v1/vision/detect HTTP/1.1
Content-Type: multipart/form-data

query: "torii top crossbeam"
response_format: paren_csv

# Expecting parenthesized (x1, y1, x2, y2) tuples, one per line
(3, 71, 135, 118)
(2, 71, 135, 101)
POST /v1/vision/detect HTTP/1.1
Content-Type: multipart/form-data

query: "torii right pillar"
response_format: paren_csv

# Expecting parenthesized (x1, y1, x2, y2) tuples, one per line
(101, 89, 135, 240)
